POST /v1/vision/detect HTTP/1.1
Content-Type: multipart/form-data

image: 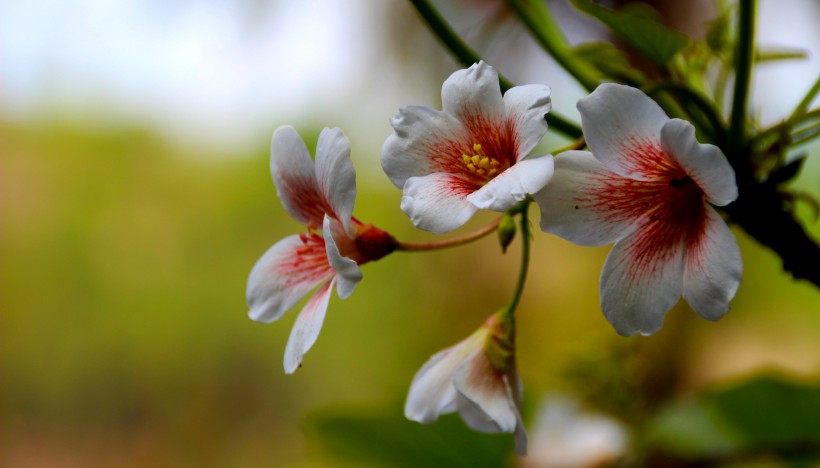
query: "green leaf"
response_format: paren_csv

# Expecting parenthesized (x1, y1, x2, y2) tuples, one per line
(306, 406, 514, 467)
(572, 42, 646, 84)
(645, 374, 820, 460)
(707, 375, 820, 448)
(645, 398, 740, 458)
(705, 5, 733, 56)
(570, 0, 690, 67)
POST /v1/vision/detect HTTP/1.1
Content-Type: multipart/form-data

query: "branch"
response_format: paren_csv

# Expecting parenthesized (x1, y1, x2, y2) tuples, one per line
(724, 184, 820, 287)
(408, 0, 583, 139)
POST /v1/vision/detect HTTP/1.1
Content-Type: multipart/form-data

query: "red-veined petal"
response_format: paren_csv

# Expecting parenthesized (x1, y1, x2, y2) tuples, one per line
(453, 349, 518, 433)
(577, 84, 670, 180)
(503, 83, 552, 161)
(535, 151, 646, 246)
(382, 105, 466, 188)
(283, 278, 336, 374)
(270, 126, 331, 227)
(322, 215, 362, 300)
(600, 222, 686, 336)
(442, 61, 505, 122)
(661, 119, 738, 206)
(683, 205, 743, 320)
(246, 234, 334, 324)
(315, 127, 357, 234)
(469, 154, 554, 211)
(400, 173, 479, 234)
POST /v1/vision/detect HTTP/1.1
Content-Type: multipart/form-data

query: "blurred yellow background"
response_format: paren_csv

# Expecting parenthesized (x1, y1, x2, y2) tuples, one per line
(1, 1, 819, 466)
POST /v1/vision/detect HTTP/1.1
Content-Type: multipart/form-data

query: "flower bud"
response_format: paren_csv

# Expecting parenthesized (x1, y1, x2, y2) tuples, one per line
(498, 213, 517, 253)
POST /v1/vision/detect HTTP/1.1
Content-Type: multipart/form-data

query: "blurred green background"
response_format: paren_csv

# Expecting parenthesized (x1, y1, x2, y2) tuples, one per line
(2, 1, 819, 466)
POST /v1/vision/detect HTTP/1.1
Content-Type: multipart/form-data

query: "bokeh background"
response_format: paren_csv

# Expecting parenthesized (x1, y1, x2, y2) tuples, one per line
(2, 0, 819, 466)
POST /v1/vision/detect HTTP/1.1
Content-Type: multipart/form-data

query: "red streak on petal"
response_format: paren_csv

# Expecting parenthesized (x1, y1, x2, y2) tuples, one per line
(276, 231, 334, 287)
(619, 136, 678, 177)
(580, 141, 709, 283)
(280, 173, 337, 226)
(419, 108, 520, 189)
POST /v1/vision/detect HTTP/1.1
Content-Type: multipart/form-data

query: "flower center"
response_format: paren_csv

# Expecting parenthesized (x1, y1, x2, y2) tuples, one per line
(461, 143, 501, 180)
(669, 175, 694, 188)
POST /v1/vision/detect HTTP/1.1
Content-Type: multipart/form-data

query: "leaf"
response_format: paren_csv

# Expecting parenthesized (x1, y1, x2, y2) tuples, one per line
(766, 157, 806, 186)
(572, 42, 646, 83)
(707, 375, 820, 448)
(570, 0, 690, 67)
(306, 406, 514, 467)
(646, 374, 820, 460)
(645, 398, 740, 458)
(756, 46, 808, 63)
(705, 8, 732, 55)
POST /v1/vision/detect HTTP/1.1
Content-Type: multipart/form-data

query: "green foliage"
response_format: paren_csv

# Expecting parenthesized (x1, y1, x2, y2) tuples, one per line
(570, 0, 690, 67)
(571, 42, 645, 85)
(646, 375, 820, 462)
(307, 407, 513, 467)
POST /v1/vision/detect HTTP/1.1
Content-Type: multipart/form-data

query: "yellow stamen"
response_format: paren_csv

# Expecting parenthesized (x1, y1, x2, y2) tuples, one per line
(459, 142, 503, 183)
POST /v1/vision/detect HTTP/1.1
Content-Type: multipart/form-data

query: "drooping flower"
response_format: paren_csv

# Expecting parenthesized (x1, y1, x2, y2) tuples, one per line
(405, 313, 527, 455)
(534, 84, 742, 336)
(246, 125, 396, 373)
(381, 61, 554, 234)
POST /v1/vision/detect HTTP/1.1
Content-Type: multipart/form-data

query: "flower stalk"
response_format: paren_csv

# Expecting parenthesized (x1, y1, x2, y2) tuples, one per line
(727, 0, 756, 159)
(395, 217, 502, 252)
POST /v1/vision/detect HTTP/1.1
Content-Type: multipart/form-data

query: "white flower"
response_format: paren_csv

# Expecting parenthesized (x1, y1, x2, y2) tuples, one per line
(247, 126, 395, 373)
(525, 394, 627, 468)
(404, 315, 527, 455)
(382, 61, 554, 234)
(534, 83, 742, 336)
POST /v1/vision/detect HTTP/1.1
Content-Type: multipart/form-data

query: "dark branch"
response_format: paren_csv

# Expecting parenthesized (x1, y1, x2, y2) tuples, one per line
(724, 183, 820, 287)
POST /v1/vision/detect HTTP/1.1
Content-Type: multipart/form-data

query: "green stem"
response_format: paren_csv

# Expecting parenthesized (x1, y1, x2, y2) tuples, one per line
(790, 120, 820, 147)
(646, 82, 727, 144)
(502, 200, 531, 320)
(505, 0, 599, 92)
(752, 108, 820, 146)
(790, 74, 820, 120)
(727, 0, 756, 158)
(408, 0, 582, 139)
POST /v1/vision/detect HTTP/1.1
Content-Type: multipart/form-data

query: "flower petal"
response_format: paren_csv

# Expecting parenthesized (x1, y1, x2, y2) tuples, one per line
(381, 105, 465, 188)
(454, 350, 518, 433)
(577, 84, 670, 180)
(683, 206, 742, 320)
(405, 351, 460, 424)
(502, 83, 552, 160)
(400, 173, 479, 234)
(513, 404, 528, 456)
(283, 278, 336, 374)
(270, 125, 329, 227)
(442, 61, 504, 122)
(247, 234, 334, 323)
(468, 155, 554, 211)
(404, 328, 486, 424)
(315, 127, 357, 235)
(323, 215, 362, 299)
(535, 151, 643, 246)
(600, 224, 686, 336)
(660, 119, 738, 206)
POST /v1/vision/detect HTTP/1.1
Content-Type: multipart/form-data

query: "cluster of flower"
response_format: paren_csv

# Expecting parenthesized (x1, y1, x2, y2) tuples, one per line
(245, 62, 742, 454)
